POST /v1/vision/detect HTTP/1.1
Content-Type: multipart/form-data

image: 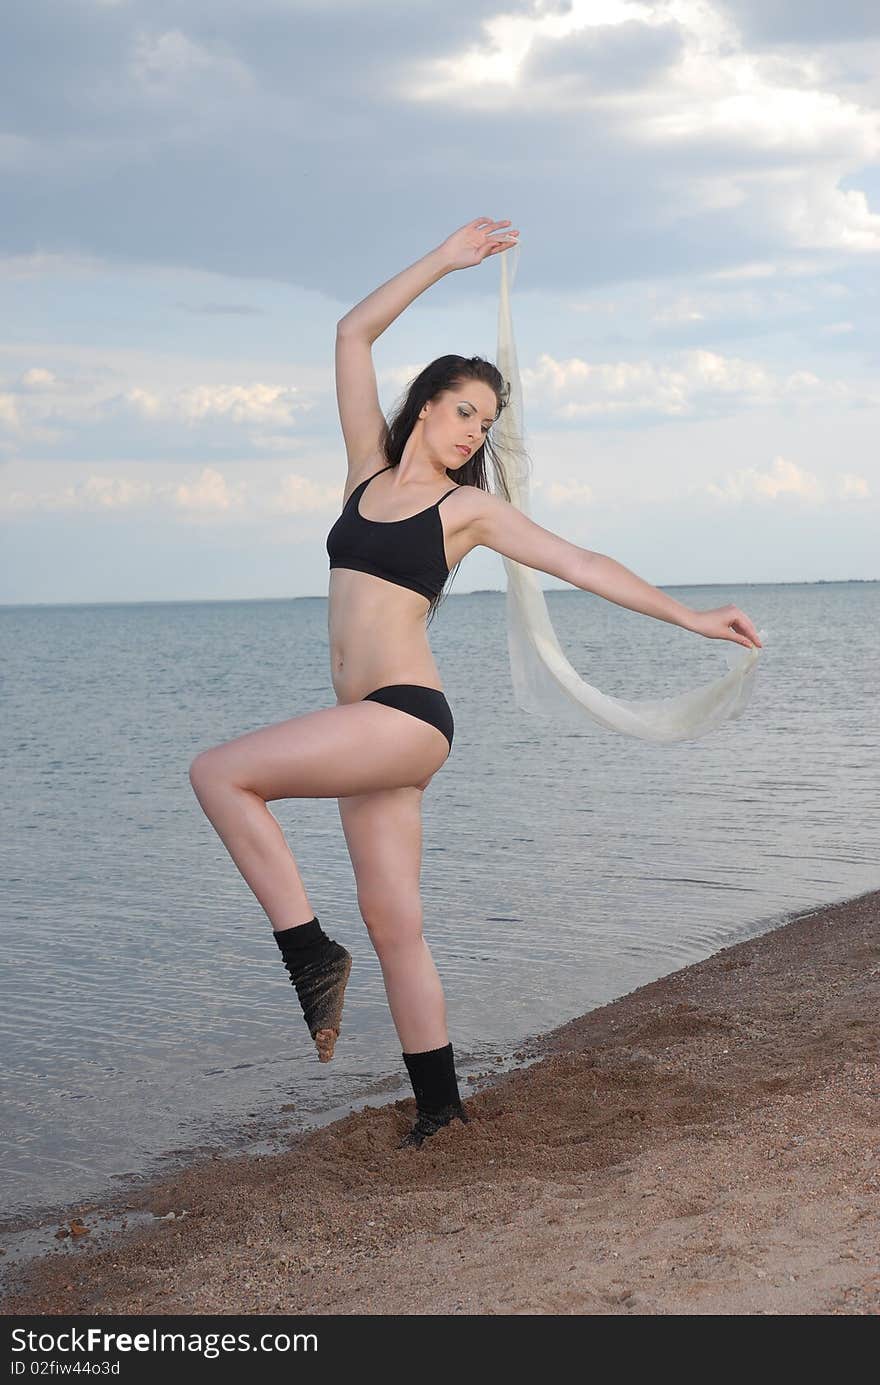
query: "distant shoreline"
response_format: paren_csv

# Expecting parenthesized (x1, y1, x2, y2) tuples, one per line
(2, 577, 877, 610)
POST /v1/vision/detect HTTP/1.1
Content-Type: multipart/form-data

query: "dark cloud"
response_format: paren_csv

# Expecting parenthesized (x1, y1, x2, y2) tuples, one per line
(3, 0, 544, 297)
(4, 0, 521, 138)
(717, 0, 880, 45)
(2, 3, 130, 139)
(522, 18, 684, 88)
(2, 1, 876, 303)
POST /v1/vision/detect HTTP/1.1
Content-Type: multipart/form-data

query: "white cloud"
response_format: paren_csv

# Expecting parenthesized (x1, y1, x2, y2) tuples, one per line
(650, 297, 706, 323)
(765, 177, 880, 254)
(0, 393, 22, 431)
(131, 28, 253, 94)
(274, 474, 342, 515)
(403, 0, 880, 257)
(116, 381, 312, 428)
(251, 433, 302, 453)
(169, 467, 245, 512)
(18, 368, 60, 391)
(123, 387, 164, 418)
(521, 348, 866, 419)
(0, 349, 326, 465)
(380, 363, 428, 395)
(79, 475, 154, 509)
(405, 0, 660, 95)
(178, 383, 307, 426)
(706, 454, 824, 502)
(706, 457, 870, 505)
(840, 472, 870, 498)
(542, 478, 595, 506)
(1, 473, 154, 513)
(0, 458, 342, 522)
(708, 259, 823, 280)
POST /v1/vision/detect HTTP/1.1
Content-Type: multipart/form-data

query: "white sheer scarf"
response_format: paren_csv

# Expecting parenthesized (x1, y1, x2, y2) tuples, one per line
(491, 245, 765, 744)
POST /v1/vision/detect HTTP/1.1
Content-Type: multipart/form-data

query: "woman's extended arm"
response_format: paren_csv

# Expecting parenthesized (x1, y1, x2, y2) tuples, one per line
(470, 489, 763, 651)
(582, 553, 762, 648)
(336, 218, 519, 342)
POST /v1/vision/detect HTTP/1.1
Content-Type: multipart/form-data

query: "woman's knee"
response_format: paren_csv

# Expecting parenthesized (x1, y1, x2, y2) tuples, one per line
(188, 748, 224, 791)
(359, 890, 424, 954)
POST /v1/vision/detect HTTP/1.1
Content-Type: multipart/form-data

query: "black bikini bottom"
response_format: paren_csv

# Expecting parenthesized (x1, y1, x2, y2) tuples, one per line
(361, 683, 454, 755)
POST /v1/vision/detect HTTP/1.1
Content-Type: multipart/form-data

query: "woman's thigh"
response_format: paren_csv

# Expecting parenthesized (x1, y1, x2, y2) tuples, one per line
(189, 701, 449, 802)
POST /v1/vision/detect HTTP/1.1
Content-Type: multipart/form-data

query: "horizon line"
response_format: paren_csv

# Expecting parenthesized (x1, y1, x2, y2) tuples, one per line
(1, 578, 877, 610)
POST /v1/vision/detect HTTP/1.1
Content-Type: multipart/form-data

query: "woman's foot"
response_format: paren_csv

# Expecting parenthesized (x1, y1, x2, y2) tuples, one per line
(399, 1103, 468, 1149)
(294, 940, 352, 1063)
(274, 920, 352, 1063)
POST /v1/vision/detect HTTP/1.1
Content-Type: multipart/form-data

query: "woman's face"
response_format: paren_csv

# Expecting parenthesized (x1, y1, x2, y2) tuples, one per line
(421, 382, 498, 469)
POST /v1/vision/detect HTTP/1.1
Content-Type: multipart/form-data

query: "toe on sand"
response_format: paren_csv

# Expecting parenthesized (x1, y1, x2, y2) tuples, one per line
(315, 1027, 338, 1063)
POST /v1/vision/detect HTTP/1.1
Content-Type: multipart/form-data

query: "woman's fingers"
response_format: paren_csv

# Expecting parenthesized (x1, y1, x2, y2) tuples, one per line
(482, 227, 519, 251)
(733, 611, 762, 646)
(470, 217, 513, 236)
(696, 606, 762, 647)
(486, 239, 518, 257)
(440, 219, 519, 269)
(461, 217, 519, 255)
(732, 617, 762, 648)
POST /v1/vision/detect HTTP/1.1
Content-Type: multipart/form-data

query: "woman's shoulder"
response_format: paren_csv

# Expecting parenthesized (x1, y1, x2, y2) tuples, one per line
(443, 483, 500, 542)
(448, 481, 496, 510)
(444, 479, 485, 509)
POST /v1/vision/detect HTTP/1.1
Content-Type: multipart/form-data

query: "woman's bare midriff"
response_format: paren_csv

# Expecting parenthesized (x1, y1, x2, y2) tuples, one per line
(327, 467, 477, 704)
(328, 568, 446, 704)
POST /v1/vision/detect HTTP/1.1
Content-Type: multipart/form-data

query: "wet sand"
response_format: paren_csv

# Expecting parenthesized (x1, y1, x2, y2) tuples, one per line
(2, 888, 878, 1316)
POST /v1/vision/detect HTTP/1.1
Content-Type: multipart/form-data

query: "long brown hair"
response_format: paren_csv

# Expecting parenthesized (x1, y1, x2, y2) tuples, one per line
(381, 355, 513, 625)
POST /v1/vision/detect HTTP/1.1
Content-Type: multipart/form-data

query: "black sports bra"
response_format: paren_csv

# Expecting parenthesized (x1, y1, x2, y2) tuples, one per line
(326, 465, 459, 602)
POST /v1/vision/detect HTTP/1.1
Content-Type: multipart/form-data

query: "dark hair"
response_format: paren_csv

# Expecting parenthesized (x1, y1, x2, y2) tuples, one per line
(381, 354, 513, 625)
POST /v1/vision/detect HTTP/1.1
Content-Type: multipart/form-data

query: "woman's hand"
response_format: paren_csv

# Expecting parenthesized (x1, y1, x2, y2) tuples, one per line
(689, 605, 763, 649)
(437, 217, 520, 271)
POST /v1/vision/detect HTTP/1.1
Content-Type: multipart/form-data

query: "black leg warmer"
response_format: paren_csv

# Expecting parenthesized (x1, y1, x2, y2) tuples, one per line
(400, 1041, 468, 1148)
(273, 916, 352, 1062)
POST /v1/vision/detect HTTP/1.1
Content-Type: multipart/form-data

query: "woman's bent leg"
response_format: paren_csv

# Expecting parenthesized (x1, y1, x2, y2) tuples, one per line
(188, 700, 450, 932)
(188, 701, 451, 1069)
(188, 776, 316, 930)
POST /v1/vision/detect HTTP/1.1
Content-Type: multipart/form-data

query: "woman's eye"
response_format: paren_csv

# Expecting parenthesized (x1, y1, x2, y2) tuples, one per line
(459, 406, 489, 435)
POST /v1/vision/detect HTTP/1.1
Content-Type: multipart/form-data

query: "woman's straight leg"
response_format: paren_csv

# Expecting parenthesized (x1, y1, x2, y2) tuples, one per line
(337, 783, 468, 1146)
(337, 784, 450, 1052)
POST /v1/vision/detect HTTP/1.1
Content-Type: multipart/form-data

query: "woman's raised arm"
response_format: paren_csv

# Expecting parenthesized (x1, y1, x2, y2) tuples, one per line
(336, 218, 519, 344)
(335, 218, 518, 467)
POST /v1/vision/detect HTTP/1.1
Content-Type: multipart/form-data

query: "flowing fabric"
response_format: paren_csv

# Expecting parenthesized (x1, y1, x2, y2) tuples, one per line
(490, 244, 765, 744)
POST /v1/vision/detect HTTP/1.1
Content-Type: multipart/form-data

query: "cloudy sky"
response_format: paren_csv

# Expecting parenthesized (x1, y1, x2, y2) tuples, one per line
(2, 0, 879, 605)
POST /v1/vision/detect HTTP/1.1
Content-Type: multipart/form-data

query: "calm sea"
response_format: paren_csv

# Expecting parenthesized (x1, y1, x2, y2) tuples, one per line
(1, 583, 877, 1225)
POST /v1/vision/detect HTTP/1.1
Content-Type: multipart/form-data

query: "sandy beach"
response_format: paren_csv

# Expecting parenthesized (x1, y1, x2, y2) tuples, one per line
(2, 887, 878, 1317)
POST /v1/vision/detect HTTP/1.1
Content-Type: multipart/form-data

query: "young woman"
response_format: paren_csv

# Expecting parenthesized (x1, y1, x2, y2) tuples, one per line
(189, 216, 763, 1148)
